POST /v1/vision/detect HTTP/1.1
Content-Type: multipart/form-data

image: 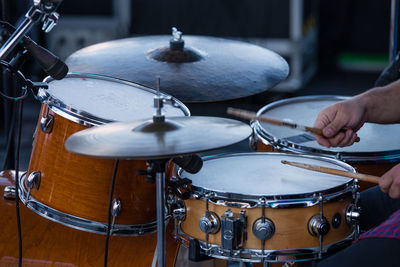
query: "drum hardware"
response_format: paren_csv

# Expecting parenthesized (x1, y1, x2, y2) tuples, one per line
(331, 213, 342, 229)
(26, 171, 41, 199)
(308, 214, 330, 237)
(221, 209, 247, 252)
(199, 195, 221, 251)
(253, 199, 275, 249)
(172, 207, 186, 240)
(166, 177, 192, 200)
(109, 198, 121, 235)
(137, 164, 156, 184)
(39, 106, 54, 133)
(3, 185, 17, 200)
(345, 204, 361, 225)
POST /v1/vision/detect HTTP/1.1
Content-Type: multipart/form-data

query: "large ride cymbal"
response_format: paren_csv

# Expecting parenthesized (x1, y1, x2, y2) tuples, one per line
(66, 34, 289, 103)
(64, 116, 252, 159)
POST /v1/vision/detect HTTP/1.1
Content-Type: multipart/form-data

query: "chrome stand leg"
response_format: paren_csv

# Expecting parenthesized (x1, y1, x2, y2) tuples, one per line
(156, 171, 166, 267)
(263, 262, 272, 267)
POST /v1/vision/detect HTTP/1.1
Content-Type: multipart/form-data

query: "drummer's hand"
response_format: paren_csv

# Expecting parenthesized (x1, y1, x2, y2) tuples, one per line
(313, 99, 365, 148)
(380, 164, 400, 199)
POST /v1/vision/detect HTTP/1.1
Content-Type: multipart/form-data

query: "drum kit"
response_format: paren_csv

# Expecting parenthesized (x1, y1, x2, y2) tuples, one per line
(3, 26, 400, 267)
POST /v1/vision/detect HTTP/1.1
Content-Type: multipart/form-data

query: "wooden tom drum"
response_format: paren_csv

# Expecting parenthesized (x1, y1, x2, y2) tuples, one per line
(252, 95, 400, 189)
(24, 73, 190, 235)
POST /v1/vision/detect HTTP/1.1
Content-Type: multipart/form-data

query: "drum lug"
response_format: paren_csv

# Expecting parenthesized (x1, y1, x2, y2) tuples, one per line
(40, 113, 54, 133)
(308, 214, 330, 237)
(345, 204, 361, 224)
(3, 185, 16, 201)
(199, 211, 220, 235)
(173, 207, 186, 220)
(26, 171, 41, 200)
(221, 209, 247, 250)
(252, 217, 275, 241)
(249, 132, 258, 151)
(110, 198, 121, 235)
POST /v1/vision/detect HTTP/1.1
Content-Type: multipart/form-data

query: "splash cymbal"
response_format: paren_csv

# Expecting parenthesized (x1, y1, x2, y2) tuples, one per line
(64, 116, 252, 159)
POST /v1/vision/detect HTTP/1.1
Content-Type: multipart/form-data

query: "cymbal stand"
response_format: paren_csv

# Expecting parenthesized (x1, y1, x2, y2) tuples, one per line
(152, 76, 169, 267)
(148, 159, 169, 267)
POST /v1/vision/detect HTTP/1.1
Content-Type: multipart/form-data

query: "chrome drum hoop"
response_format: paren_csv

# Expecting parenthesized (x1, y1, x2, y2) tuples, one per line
(252, 95, 400, 164)
(38, 72, 191, 127)
(18, 174, 167, 236)
(194, 231, 357, 263)
(184, 153, 357, 208)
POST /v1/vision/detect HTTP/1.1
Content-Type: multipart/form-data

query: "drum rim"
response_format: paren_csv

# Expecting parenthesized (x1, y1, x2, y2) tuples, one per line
(38, 72, 191, 127)
(253, 95, 400, 163)
(18, 173, 165, 236)
(188, 232, 356, 262)
(181, 152, 356, 207)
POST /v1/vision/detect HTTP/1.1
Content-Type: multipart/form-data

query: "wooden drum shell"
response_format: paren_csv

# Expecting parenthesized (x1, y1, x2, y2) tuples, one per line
(181, 196, 353, 251)
(27, 105, 156, 225)
(0, 171, 179, 267)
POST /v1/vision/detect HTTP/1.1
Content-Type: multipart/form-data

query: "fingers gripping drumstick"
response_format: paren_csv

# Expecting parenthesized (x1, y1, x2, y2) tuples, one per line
(227, 107, 360, 142)
(281, 160, 379, 184)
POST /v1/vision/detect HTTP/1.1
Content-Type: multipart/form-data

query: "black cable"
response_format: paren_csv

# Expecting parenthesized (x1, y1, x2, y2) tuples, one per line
(14, 98, 24, 267)
(1, 102, 15, 170)
(104, 159, 119, 267)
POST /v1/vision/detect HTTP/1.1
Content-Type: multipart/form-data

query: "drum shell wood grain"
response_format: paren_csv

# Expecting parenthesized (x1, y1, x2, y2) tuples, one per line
(181, 196, 353, 251)
(27, 105, 157, 225)
(0, 170, 179, 267)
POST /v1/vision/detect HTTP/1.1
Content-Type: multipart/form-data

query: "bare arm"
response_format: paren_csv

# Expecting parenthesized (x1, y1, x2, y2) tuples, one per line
(360, 78, 400, 124)
(314, 78, 400, 147)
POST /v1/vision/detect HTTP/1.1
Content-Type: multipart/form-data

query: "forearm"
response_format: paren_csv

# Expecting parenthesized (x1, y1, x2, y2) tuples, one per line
(357, 79, 400, 124)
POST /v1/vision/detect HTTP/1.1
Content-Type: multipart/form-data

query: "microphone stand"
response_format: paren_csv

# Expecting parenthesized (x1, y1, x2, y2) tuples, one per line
(0, 0, 61, 61)
(0, 2, 61, 266)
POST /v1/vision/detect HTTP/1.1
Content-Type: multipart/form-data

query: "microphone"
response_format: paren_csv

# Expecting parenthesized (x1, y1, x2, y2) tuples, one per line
(21, 36, 68, 80)
(0, 21, 68, 80)
(172, 154, 203, 174)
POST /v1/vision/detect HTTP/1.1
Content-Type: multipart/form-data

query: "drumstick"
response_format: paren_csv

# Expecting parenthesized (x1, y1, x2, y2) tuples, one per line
(281, 160, 379, 184)
(227, 107, 360, 142)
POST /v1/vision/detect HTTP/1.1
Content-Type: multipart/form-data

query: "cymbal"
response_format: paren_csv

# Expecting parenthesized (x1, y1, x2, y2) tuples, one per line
(66, 33, 289, 103)
(64, 116, 252, 159)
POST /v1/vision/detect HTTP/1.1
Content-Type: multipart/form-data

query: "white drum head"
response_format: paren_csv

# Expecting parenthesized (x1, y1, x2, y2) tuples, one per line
(254, 95, 400, 158)
(182, 153, 353, 197)
(44, 74, 189, 123)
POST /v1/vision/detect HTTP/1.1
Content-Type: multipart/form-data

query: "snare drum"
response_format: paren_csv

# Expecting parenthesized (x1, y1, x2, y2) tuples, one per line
(252, 95, 400, 186)
(24, 73, 189, 235)
(177, 153, 359, 263)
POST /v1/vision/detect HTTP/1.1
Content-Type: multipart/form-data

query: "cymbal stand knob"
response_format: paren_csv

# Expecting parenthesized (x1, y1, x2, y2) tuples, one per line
(137, 165, 156, 184)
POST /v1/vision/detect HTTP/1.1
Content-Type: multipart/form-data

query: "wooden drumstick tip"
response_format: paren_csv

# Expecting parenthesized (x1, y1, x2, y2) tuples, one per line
(281, 160, 379, 184)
